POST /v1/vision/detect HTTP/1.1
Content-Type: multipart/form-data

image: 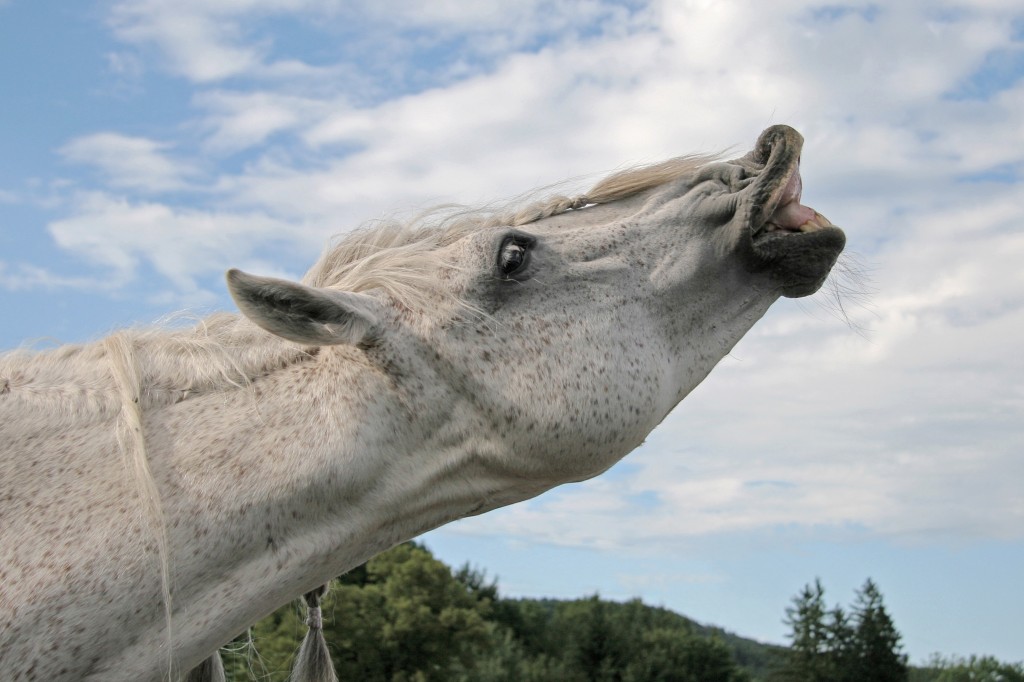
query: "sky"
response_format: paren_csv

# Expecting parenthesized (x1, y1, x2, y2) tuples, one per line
(2, 0, 1023, 666)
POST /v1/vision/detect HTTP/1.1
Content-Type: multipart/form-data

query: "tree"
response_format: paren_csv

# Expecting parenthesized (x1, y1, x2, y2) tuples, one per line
(559, 595, 626, 681)
(624, 628, 750, 682)
(543, 595, 749, 682)
(849, 579, 908, 682)
(778, 578, 834, 682)
(452, 626, 577, 682)
(453, 562, 499, 605)
(220, 543, 492, 681)
(343, 542, 492, 681)
(824, 605, 857, 682)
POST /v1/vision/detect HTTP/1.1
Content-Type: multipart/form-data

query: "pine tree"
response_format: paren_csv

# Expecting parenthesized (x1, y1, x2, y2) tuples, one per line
(779, 578, 832, 681)
(849, 579, 908, 682)
(824, 605, 856, 682)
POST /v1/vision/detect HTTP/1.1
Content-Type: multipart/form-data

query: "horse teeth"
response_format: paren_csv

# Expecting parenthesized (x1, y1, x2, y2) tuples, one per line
(762, 210, 834, 235)
(797, 211, 834, 233)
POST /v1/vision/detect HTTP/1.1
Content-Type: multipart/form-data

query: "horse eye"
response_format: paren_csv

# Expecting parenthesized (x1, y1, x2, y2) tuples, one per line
(497, 236, 533, 278)
(500, 244, 525, 273)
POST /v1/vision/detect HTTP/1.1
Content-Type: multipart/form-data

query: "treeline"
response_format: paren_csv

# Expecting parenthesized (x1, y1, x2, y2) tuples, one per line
(220, 542, 756, 681)
(218, 543, 1023, 681)
(911, 655, 1024, 682)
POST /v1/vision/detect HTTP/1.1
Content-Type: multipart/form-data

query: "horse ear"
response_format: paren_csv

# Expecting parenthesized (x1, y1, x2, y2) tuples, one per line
(226, 269, 381, 347)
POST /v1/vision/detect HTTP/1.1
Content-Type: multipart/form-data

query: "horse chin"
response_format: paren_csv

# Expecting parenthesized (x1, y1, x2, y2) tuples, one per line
(751, 225, 846, 298)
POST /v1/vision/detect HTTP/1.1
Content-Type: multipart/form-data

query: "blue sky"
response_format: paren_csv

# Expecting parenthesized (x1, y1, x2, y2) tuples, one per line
(2, 0, 1023, 665)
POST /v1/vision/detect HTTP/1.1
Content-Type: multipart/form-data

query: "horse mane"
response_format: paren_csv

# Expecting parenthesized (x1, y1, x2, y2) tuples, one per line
(0, 314, 307, 419)
(304, 153, 715, 311)
(1, 153, 714, 413)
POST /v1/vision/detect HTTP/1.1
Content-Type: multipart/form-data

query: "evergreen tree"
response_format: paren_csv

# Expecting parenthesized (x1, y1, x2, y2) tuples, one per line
(824, 605, 856, 682)
(779, 578, 833, 682)
(451, 626, 577, 682)
(453, 562, 499, 605)
(560, 595, 625, 681)
(849, 579, 908, 682)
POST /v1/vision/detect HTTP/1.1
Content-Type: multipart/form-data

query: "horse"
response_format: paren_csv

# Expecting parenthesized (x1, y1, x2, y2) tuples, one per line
(0, 125, 845, 680)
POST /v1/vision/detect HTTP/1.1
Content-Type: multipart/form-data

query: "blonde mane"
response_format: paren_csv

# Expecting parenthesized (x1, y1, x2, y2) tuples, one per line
(1, 154, 713, 415)
(305, 154, 715, 312)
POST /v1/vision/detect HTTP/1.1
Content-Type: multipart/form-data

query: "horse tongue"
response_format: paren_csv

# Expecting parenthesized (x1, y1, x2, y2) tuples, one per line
(768, 168, 815, 230)
(770, 201, 816, 229)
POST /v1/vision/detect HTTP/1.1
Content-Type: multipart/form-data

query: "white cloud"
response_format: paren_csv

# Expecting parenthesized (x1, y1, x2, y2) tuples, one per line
(106, 0, 643, 84)
(108, 0, 264, 82)
(193, 90, 329, 153)
(46, 192, 312, 294)
(59, 133, 197, 193)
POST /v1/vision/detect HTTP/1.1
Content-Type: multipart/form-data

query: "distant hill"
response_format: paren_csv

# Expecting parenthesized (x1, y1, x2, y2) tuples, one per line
(501, 596, 789, 681)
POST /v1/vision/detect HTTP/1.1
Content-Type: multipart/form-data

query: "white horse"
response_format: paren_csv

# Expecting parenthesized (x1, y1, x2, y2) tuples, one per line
(0, 125, 844, 681)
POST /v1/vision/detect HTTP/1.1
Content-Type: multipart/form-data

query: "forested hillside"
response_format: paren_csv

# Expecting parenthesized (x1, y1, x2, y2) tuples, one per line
(219, 542, 767, 680)
(217, 543, 1022, 681)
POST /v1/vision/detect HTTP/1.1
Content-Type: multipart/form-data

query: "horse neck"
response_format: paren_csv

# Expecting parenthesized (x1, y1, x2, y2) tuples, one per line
(0, 344, 370, 677)
(2, 328, 515, 679)
(124, 342, 505, 678)
(120, 348, 417, 676)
